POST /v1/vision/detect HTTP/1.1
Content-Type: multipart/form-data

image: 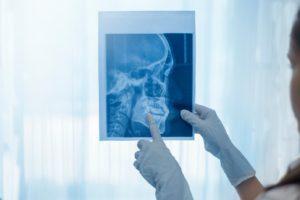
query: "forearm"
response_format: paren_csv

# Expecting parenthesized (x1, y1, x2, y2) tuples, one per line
(180, 106, 264, 199)
(236, 176, 264, 200)
(219, 146, 263, 199)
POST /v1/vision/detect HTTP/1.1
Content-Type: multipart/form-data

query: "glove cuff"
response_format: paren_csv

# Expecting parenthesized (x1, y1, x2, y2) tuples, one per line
(155, 166, 193, 200)
(220, 146, 256, 187)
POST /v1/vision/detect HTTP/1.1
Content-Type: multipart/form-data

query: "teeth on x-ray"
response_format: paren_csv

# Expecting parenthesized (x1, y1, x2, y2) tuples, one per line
(148, 97, 167, 115)
(130, 96, 169, 134)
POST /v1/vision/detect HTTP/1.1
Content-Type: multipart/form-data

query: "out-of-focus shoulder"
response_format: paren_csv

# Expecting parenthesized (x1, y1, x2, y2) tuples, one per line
(256, 184, 300, 200)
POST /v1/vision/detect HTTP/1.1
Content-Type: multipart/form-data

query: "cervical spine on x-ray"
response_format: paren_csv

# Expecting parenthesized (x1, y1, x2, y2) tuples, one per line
(106, 34, 174, 137)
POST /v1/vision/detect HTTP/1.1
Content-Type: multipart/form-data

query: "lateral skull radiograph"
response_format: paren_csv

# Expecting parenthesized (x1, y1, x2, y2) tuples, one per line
(106, 33, 193, 138)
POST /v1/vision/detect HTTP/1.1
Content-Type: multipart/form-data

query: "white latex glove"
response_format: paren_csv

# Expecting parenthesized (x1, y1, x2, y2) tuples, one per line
(180, 104, 255, 187)
(133, 114, 193, 200)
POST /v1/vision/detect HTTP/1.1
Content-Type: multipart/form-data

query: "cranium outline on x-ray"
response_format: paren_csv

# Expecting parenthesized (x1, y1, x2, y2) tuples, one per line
(106, 34, 174, 137)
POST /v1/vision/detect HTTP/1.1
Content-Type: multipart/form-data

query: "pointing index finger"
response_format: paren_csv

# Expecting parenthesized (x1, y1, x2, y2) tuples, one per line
(147, 113, 163, 142)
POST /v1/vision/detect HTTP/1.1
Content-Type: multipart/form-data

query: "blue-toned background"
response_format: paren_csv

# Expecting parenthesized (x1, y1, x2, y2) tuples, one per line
(106, 33, 193, 138)
(0, 0, 299, 200)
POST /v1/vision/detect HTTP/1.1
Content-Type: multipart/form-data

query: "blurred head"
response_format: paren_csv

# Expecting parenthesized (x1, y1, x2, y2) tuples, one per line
(289, 8, 300, 133)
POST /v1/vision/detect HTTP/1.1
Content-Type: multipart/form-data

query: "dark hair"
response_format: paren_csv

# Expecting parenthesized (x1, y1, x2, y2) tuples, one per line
(265, 166, 300, 191)
(291, 8, 300, 50)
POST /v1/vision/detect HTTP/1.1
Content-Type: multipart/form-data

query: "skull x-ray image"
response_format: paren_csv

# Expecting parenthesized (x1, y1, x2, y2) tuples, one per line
(105, 33, 193, 138)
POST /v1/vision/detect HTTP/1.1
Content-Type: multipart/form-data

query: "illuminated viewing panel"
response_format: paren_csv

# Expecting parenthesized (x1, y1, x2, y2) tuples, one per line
(99, 11, 195, 140)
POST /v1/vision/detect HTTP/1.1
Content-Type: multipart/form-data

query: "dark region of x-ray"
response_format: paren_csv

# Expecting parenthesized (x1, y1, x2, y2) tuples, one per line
(106, 33, 193, 138)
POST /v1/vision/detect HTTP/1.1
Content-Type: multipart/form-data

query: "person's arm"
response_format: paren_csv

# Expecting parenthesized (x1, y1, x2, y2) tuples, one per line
(181, 104, 264, 199)
(133, 114, 193, 200)
(236, 176, 264, 200)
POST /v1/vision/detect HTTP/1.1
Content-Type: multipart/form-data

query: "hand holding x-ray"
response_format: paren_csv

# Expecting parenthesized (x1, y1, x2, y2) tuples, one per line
(181, 104, 256, 186)
(133, 114, 193, 200)
(181, 105, 233, 158)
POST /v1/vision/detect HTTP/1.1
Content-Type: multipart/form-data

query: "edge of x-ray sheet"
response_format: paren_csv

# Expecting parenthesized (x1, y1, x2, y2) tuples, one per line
(99, 11, 195, 141)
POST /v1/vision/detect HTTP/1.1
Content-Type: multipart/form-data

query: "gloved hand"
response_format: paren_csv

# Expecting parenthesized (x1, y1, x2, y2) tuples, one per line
(180, 104, 255, 187)
(133, 114, 193, 200)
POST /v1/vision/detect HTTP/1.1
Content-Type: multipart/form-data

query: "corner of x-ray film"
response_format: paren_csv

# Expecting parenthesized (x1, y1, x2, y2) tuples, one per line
(99, 11, 195, 140)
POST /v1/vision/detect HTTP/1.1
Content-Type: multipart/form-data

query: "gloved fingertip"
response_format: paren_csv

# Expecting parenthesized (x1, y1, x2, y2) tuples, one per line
(133, 161, 140, 170)
(135, 151, 141, 159)
(181, 110, 196, 122)
(137, 140, 144, 149)
(137, 139, 150, 150)
(180, 110, 189, 119)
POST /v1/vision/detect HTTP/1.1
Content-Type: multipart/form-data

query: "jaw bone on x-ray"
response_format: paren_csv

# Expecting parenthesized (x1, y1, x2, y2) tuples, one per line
(99, 11, 195, 140)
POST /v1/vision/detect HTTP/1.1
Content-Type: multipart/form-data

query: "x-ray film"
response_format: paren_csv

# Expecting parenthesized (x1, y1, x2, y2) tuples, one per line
(99, 11, 195, 140)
